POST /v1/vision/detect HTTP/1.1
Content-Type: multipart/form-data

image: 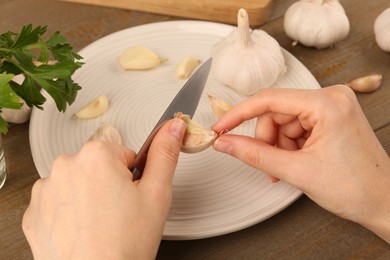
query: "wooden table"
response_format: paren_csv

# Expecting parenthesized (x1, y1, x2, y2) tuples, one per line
(1, 0, 389, 258)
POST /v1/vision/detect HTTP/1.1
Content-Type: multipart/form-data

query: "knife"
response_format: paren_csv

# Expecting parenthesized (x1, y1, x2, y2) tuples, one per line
(131, 58, 212, 181)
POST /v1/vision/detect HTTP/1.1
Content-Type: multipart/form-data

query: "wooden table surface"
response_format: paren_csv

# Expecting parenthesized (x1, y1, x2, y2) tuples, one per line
(1, 0, 389, 259)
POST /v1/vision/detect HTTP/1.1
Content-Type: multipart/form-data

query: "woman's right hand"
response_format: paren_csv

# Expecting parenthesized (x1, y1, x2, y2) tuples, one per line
(212, 85, 390, 243)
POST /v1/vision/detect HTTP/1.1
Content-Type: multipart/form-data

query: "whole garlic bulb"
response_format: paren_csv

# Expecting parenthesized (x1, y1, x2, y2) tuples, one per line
(374, 8, 390, 52)
(211, 8, 285, 96)
(1, 101, 32, 124)
(284, 0, 350, 49)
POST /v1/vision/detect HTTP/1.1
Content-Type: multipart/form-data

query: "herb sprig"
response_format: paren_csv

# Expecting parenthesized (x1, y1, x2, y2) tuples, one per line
(0, 24, 83, 133)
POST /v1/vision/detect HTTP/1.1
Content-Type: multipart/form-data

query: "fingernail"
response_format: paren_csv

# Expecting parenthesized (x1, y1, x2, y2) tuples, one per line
(170, 118, 186, 140)
(213, 138, 233, 155)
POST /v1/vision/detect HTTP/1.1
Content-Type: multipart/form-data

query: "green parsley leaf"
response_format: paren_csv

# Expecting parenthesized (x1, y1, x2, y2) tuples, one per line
(0, 24, 83, 133)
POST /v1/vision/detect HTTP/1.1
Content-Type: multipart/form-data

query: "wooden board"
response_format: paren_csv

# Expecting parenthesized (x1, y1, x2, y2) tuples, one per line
(61, 0, 273, 27)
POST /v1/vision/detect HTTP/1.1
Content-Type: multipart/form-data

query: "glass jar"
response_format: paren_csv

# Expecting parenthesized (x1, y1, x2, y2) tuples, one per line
(0, 135, 6, 189)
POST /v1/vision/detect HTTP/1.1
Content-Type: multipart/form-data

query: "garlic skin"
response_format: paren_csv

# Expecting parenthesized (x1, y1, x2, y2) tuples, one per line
(374, 8, 390, 52)
(347, 74, 382, 93)
(284, 0, 350, 49)
(211, 8, 285, 96)
(89, 123, 123, 145)
(175, 112, 218, 153)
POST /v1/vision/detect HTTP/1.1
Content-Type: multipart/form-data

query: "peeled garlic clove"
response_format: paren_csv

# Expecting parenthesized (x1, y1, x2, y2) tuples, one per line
(374, 8, 390, 52)
(89, 123, 123, 145)
(347, 74, 382, 93)
(118, 46, 165, 70)
(176, 57, 201, 79)
(208, 95, 232, 119)
(175, 112, 218, 153)
(211, 8, 285, 96)
(74, 95, 109, 119)
(284, 0, 350, 49)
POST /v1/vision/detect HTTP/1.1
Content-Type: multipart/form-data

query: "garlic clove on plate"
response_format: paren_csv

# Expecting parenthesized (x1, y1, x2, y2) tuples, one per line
(176, 57, 201, 79)
(284, 0, 350, 49)
(175, 112, 218, 153)
(89, 123, 123, 145)
(74, 95, 109, 119)
(347, 74, 382, 93)
(208, 95, 232, 119)
(211, 8, 285, 96)
(374, 8, 390, 52)
(118, 46, 166, 70)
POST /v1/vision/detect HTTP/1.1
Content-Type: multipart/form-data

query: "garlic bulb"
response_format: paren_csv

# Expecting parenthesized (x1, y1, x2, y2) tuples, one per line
(211, 8, 285, 96)
(374, 8, 390, 52)
(1, 101, 31, 124)
(284, 0, 350, 49)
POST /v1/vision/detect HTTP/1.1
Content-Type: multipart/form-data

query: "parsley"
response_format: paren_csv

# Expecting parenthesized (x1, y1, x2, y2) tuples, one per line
(0, 24, 83, 133)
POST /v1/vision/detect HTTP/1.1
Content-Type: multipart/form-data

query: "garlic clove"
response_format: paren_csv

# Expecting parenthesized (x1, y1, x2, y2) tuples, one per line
(175, 112, 218, 153)
(374, 8, 390, 52)
(118, 46, 165, 70)
(283, 0, 350, 49)
(89, 123, 123, 145)
(347, 74, 382, 93)
(176, 57, 201, 79)
(74, 95, 109, 119)
(211, 8, 285, 96)
(208, 95, 232, 119)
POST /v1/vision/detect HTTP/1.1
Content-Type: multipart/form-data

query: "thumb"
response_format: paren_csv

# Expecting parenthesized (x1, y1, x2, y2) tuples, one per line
(213, 134, 306, 186)
(141, 118, 186, 189)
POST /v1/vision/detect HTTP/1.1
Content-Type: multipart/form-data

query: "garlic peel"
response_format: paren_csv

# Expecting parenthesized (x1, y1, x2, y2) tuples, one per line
(74, 95, 109, 119)
(89, 123, 123, 145)
(176, 57, 200, 79)
(208, 95, 232, 119)
(211, 8, 285, 96)
(284, 0, 350, 49)
(347, 74, 382, 93)
(374, 8, 390, 52)
(175, 112, 218, 153)
(118, 46, 165, 70)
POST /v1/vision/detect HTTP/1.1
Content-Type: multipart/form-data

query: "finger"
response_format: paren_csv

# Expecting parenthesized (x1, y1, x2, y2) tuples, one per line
(255, 113, 278, 145)
(141, 118, 186, 190)
(213, 134, 309, 187)
(212, 87, 319, 133)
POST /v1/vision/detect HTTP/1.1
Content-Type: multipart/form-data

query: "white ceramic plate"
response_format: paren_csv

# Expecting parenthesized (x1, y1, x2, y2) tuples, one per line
(29, 21, 320, 240)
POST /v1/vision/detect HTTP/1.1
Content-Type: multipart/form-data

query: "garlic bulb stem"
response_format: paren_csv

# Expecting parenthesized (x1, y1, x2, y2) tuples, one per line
(238, 9, 251, 47)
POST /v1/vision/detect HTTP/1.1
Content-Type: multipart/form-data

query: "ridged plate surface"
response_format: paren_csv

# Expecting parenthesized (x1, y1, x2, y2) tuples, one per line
(29, 21, 320, 240)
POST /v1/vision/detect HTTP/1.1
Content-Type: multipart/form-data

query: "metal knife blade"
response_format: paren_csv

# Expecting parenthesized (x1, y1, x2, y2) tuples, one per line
(131, 58, 212, 181)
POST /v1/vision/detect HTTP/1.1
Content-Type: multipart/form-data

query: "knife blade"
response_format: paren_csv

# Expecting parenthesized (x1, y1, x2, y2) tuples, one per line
(131, 58, 212, 181)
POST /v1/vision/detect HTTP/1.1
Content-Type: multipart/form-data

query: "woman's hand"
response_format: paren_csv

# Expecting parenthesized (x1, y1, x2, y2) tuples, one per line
(22, 118, 186, 259)
(212, 85, 390, 243)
